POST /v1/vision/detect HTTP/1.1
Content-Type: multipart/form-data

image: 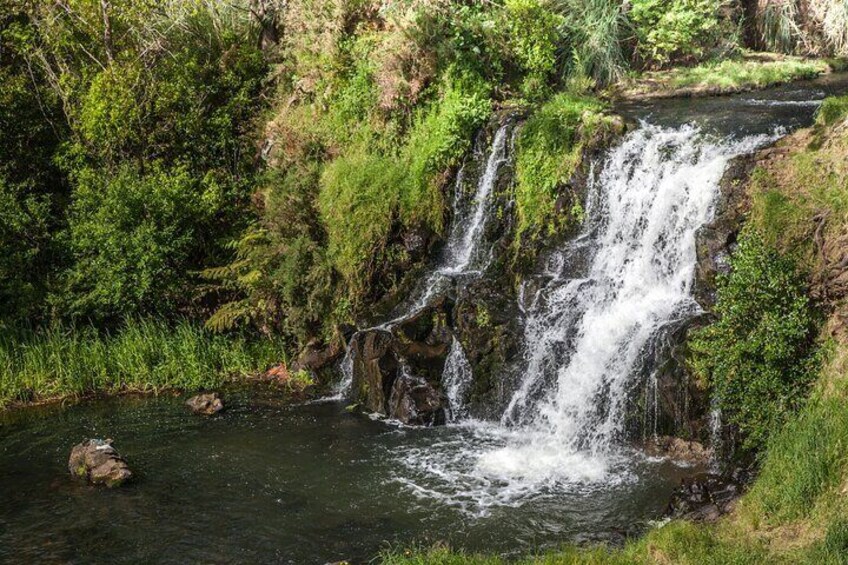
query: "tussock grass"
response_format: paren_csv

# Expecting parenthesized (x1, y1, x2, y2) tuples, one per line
(817, 95, 848, 127)
(0, 319, 285, 409)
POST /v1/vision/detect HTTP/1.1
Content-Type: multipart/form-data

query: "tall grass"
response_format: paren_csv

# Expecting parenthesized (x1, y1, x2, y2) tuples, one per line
(561, 0, 629, 87)
(0, 319, 285, 408)
(757, 0, 804, 54)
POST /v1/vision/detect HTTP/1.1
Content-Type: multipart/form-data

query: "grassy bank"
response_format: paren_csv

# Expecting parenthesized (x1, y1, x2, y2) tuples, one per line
(614, 54, 838, 99)
(0, 320, 285, 409)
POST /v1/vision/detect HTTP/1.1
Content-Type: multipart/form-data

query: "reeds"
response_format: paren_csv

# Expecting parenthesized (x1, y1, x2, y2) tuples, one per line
(0, 319, 285, 408)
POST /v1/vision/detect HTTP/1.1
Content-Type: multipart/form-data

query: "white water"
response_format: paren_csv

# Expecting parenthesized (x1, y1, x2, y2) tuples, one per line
(396, 123, 780, 513)
(334, 124, 512, 397)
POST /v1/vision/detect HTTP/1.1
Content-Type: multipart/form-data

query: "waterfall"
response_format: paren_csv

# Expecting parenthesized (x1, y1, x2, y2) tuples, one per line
(394, 122, 780, 512)
(478, 123, 777, 483)
(443, 337, 474, 420)
(335, 122, 513, 397)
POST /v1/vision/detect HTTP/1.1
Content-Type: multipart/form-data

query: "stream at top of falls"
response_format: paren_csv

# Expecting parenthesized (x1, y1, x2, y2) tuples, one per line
(2, 76, 847, 564)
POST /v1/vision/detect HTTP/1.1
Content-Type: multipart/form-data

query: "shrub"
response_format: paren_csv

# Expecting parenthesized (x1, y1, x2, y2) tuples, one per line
(689, 229, 820, 453)
(60, 165, 223, 322)
(629, 0, 727, 68)
(503, 0, 565, 96)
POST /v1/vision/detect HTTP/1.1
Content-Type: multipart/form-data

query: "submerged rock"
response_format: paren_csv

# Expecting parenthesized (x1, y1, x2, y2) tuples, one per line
(186, 392, 224, 415)
(666, 471, 750, 523)
(68, 439, 133, 488)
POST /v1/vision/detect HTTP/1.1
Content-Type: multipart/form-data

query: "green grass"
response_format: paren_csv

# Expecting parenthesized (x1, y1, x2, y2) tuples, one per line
(618, 56, 830, 98)
(668, 58, 826, 90)
(817, 95, 848, 127)
(513, 93, 610, 246)
(0, 319, 285, 409)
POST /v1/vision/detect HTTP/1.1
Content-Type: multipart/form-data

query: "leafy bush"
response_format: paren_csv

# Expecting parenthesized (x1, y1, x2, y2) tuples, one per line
(60, 165, 223, 322)
(689, 230, 820, 453)
(629, 0, 727, 68)
(503, 0, 565, 96)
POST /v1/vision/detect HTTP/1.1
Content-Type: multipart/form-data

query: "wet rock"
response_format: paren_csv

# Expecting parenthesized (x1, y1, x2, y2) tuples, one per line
(666, 471, 748, 523)
(291, 339, 344, 386)
(453, 277, 522, 415)
(645, 435, 711, 466)
(694, 153, 757, 309)
(349, 329, 398, 415)
(388, 371, 446, 426)
(348, 300, 452, 423)
(68, 439, 133, 488)
(186, 392, 224, 415)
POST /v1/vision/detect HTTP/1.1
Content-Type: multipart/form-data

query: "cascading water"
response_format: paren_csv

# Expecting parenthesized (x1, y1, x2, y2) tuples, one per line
(396, 121, 780, 513)
(334, 123, 512, 398)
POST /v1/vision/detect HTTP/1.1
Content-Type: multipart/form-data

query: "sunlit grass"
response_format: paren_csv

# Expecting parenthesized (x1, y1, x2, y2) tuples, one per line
(0, 319, 285, 408)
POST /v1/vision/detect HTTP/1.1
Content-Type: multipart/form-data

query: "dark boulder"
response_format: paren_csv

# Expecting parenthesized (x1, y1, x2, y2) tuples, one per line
(186, 392, 224, 415)
(348, 299, 452, 425)
(68, 439, 133, 488)
(388, 371, 446, 426)
(665, 470, 751, 522)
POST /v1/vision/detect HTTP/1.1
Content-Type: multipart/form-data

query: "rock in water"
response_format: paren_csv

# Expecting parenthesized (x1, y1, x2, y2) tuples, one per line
(186, 392, 224, 415)
(644, 436, 712, 466)
(68, 439, 133, 487)
(388, 372, 446, 426)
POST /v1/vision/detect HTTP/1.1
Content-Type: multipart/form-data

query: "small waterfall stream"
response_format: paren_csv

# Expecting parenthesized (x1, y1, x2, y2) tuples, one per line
(335, 123, 513, 400)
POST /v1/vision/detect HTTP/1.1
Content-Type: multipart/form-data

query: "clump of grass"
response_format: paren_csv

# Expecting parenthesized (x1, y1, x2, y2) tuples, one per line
(817, 95, 848, 127)
(668, 58, 826, 90)
(513, 93, 609, 245)
(0, 319, 285, 409)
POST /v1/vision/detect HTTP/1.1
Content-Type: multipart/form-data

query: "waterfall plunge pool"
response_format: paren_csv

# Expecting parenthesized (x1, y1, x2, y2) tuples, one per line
(0, 394, 695, 563)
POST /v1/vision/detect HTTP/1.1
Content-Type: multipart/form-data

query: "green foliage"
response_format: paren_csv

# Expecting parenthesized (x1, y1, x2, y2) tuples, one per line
(0, 8, 67, 323)
(689, 230, 820, 453)
(503, 0, 564, 96)
(817, 95, 848, 127)
(629, 0, 727, 67)
(0, 319, 284, 409)
(513, 93, 607, 245)
(59, 165, 223, 322)
(400, 69, 492, 227)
